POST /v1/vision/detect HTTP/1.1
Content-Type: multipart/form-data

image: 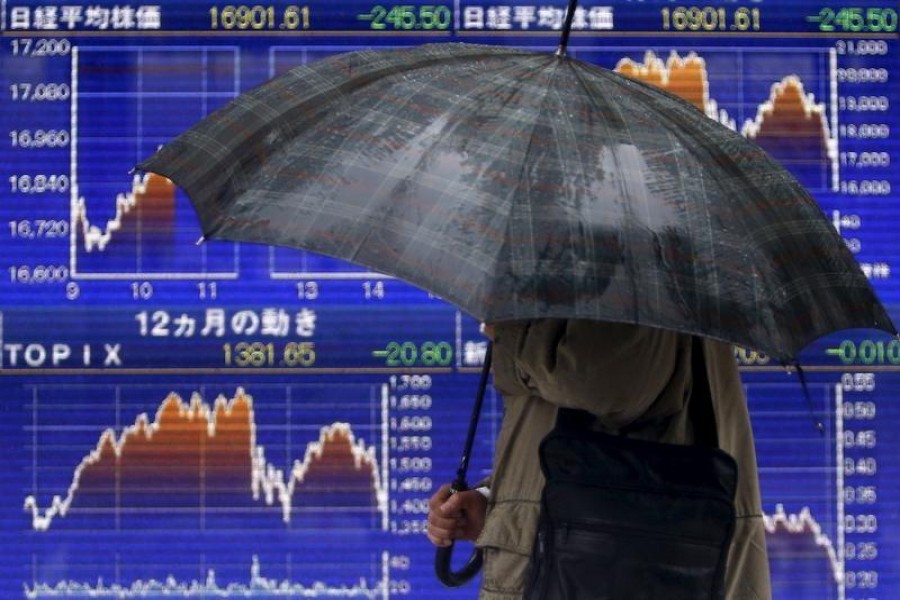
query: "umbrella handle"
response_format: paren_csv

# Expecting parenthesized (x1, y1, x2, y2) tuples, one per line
(434, 343, 492, 587)
(434, 476, 485, 587)
(435, 542, 484, 587)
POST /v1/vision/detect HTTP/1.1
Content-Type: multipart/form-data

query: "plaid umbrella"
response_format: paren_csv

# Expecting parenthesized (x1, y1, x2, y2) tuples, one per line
(137, 42, 894, 363)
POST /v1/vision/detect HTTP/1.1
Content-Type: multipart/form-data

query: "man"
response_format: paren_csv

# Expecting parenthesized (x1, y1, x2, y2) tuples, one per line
(427, 319, 771, 599)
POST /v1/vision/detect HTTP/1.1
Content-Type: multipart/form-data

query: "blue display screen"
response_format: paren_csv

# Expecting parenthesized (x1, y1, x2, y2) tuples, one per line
(1, 1, 898, 597)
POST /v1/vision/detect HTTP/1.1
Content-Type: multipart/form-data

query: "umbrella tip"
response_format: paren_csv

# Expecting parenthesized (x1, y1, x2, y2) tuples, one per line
(555, 0, 578, 58)
(196, 236, 206, 246)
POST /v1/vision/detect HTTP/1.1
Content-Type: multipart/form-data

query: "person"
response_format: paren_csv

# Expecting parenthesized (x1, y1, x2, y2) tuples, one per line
(426, 319, 771, 599)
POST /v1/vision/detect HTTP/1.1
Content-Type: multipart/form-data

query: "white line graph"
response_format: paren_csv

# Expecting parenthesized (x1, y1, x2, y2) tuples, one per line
(24, 386, 391, 532)
(68, 46, 241, 280)
(25, 553, 392, 599)
(572, 45, 841, 192)
(749, 378, 845, 599)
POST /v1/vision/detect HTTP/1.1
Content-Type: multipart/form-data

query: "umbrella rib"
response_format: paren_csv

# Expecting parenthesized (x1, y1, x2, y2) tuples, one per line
(568, 61, 645, 324)
(348, 52, 551, 284)
(662, 103, 726, 339)
(570, 63, 768, 339)
(546, 65, 589, 315)
(495, 56, 563, 314)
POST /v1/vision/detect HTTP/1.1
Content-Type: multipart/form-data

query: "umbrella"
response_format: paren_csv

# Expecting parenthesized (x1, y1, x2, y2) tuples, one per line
(135, 41, 894, 365)
(136, 0, 895, 587)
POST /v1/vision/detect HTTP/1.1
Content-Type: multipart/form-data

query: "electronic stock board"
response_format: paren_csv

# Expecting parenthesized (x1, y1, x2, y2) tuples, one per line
(1, 1, 898, 597)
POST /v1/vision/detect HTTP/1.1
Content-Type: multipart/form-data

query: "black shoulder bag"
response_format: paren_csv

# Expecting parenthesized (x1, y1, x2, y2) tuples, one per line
(525, 338, 738, 600)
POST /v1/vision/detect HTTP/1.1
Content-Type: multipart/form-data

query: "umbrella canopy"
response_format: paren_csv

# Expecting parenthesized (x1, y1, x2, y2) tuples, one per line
(137, 42, 894, 363)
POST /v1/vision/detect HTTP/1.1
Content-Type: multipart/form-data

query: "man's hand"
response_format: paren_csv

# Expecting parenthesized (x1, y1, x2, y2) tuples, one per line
(426, 483, 488, 547)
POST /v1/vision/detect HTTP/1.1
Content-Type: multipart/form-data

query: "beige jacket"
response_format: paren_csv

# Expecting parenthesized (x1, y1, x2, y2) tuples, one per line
(476, 320, 771, 600)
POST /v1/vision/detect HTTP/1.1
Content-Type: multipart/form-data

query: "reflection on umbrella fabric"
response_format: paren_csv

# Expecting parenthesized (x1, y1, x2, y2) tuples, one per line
(137, 42, 895, 362)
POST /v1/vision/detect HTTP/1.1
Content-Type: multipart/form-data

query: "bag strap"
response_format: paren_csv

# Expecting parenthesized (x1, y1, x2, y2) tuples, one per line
(557, 336, 719, 449)
(689, 336, 718, 448)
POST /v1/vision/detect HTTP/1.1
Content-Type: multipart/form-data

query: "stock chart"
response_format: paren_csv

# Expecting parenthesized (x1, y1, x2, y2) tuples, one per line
(1, 1, 898, 597)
